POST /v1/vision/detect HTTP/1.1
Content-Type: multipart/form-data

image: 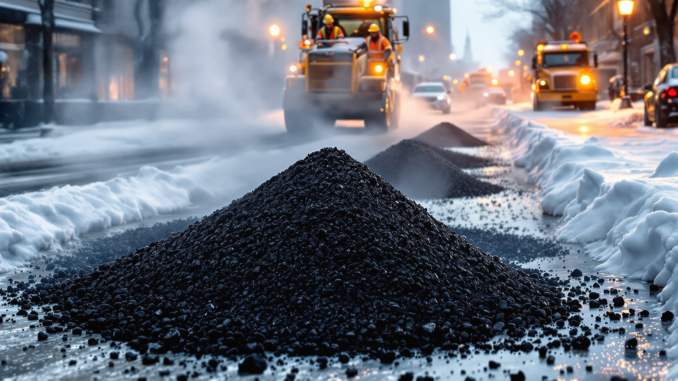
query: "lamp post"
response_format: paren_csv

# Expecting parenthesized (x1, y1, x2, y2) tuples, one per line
(617, 0, 634, 109)
(269, 24, 281, 57)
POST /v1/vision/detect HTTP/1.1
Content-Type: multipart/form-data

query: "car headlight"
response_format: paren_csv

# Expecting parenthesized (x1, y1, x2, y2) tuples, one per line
(580, 75, 591, 85)
(437, 95, 446, 101)
(483, 93, 489, 97)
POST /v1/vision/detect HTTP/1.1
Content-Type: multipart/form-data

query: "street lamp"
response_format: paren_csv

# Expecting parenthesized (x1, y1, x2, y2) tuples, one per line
(269, 24, 281, 37)
(517, 49, 525, 57)
(426, 26, 435, 35)
(618, 0, 634, 109)
(449, 53, 457, 61)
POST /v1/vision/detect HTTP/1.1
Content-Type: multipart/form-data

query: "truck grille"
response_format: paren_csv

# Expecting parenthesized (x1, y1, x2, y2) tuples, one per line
(308, 64, 353, 92)
(553, 75, 578, 91)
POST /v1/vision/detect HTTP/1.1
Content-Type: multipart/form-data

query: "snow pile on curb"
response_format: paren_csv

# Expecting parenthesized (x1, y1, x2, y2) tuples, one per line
(495, 111, 678, 365)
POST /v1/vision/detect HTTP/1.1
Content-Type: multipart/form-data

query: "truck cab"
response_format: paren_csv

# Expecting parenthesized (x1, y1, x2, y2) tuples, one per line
(283, 0, 409, 133)
(532, 40, 598, 111)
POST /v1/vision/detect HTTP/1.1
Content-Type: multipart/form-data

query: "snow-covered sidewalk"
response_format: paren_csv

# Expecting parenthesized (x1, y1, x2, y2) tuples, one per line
(495, 105, 678, 376)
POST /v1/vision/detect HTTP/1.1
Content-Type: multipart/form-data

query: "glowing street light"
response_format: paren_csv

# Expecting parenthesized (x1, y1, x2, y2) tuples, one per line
(518, 49, 525, 57)
(617, 0, 635, 109)
(464, 73, 470, 79)
(509, 70, 515, 77)
(452, 79, 458, 85)
(269, 24, 281, 37)
(418, 55, 426, 62)
(515, 60, 521, 66)
(426, 26, 435, 34)
(486, 67, 493, 74)
(449, 53, 457, 61)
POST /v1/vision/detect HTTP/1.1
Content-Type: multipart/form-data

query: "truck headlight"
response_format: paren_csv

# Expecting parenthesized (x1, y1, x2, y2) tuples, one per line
(437, 95, 446, 101)
(289, 65, 298, 73)
(374, 64, 384, 74)
(580, 75, 591, 85)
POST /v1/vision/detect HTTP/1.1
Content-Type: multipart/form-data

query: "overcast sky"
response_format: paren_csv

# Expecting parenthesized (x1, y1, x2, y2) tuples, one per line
(451, 0, 522, 70)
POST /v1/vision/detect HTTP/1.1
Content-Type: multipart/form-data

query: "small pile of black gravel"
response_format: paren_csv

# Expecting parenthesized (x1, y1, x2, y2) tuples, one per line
(364, 140, 504, 199)
(18, 148, 561, 359)
(414, 122, 488, 148)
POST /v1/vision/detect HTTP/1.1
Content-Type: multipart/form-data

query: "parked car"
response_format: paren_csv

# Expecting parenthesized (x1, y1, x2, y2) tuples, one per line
(412, 82, 451, 114)
(484, 88, 507, 105)
(644, 64, 678, 128)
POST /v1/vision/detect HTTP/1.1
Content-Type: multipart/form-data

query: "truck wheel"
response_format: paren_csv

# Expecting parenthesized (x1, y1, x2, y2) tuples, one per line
(533, 96, 542, 112)
(284, 110, 314, 134)
(644, 105, 652, 126)
(365, 95, 391, 131)
(656, 106, 669, 128)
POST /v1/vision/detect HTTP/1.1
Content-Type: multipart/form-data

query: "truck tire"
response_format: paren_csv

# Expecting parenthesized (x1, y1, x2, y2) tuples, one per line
(284, 110, 314, 134)
(365, 94, 392, 131)
(656, 106, 669, 128)
(644, 105, 652, 126)
(533, 96, 542, 112)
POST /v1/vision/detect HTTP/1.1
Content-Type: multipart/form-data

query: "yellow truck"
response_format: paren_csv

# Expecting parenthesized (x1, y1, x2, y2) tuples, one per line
(283, 0, 409, 133)
(531, 39, 598, 111)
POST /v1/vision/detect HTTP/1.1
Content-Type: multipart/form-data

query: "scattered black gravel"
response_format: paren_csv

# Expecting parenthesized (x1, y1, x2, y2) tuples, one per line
(44, 219, 197, 275)
(364, 140, 504, 199)
(414, 122, 488, 148)
(18, 148, 561, 359)
(447, 227, 570, 264)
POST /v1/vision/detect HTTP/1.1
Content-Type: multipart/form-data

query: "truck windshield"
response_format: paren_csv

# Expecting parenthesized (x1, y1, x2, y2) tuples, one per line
(414, 86, 445, 93)
(543, 52, 588, 68)
(326, 16, 387, 38)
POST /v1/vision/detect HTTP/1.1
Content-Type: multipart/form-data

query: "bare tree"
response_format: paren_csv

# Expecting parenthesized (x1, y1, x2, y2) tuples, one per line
(647, 0, 678, 67)
(485, 0, 590, 40)
(38, 0, 54, 123)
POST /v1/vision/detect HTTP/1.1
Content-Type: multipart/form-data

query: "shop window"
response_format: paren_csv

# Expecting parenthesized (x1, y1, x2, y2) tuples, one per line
(54, 33, 82, 49)
(0, 24, 25, 46)
(106, 46, 134, 101)
(57, 53, 82, 90)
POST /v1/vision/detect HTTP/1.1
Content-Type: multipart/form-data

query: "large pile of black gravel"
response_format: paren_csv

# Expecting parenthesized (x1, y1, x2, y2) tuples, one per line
(364, 139, 504, 199)
(414, 122, 488, 148)
(18, 148, 561, 359)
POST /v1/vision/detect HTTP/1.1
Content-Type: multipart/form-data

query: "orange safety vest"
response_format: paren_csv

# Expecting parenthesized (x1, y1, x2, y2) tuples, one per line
(318, 26, 344, 40)
(366, 35, 392, 59)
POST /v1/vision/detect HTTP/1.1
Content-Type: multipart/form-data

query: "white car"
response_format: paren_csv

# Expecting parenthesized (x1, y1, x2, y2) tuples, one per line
(412, 82, 451, 114)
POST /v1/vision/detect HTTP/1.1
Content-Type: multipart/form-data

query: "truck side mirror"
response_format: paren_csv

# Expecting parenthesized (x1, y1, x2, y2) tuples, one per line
(593, 52, 598, 68)
(302, 20, 308, 37)
(403, 20, 410, 38)
(532, 56, 537, 70)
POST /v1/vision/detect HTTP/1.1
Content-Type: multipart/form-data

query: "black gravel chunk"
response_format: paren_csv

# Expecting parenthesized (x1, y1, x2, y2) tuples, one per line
(37, 332, 48, 341)
(346, 368, 359, 378)
(380, 351, 396, 364)
(364, 140, 503, 199)
(398, 373, 414, 381)
(31, 148, 561, 358)
(662, 311, 675, 322)
(414, 122, 488, 148)
(72, 328, 82, 335)
(570, 269, 583, 277)
(640, 310, 650, 317)
(125, 352, 138, 361)
(110, 352, 119, 360)
(88, 338, 98, 346)
(238, 354, 267, 374)
(488, 360, 501, 369)
(625, 338, 638, 350)
(571, 336, 591, 350)
(613, 296, 625, 307)
(589, 292, 599, 300)
(546, 355, 555, 365)
(510, 371, 526, 381)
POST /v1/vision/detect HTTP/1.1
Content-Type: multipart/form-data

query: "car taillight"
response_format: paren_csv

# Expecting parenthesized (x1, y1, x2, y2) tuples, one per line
(662, 87, 678, 99)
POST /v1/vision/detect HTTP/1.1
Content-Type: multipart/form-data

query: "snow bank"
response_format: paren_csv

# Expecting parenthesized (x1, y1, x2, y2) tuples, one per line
(495, 111, 678, 372)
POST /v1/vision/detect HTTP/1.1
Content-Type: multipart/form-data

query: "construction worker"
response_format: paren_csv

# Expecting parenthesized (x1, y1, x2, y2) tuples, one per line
(317, 14, 344, 40)
(365, 23, 392, 62)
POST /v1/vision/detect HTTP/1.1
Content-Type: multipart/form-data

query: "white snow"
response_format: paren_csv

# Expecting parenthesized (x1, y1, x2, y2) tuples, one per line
(494, 109, 678, 376)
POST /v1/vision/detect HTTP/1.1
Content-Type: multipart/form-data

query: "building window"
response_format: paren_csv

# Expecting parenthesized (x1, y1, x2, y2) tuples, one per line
(54, 33, 82, 49)
(57, 53, 82, 89)
(159, 52, 170, 99)
(104, 45, 135, 101)
(0, 24, 25, 46)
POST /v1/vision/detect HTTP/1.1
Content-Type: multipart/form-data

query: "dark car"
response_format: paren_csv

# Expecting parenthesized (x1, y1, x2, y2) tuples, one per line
(644, 64, 678, 127)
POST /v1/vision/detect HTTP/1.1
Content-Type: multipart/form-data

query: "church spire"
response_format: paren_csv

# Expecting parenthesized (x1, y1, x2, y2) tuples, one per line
(463, 29, 473, 63)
